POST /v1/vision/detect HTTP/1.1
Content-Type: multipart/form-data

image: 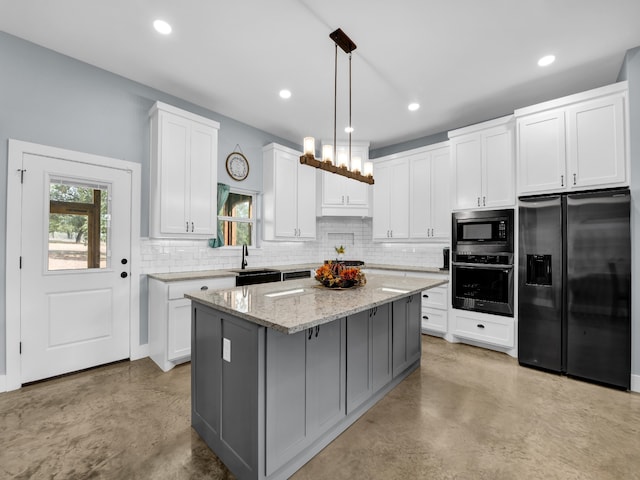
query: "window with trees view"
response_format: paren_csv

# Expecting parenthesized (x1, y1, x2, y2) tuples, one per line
(48, 180, 110, 271)
(218, 190, 255, 246)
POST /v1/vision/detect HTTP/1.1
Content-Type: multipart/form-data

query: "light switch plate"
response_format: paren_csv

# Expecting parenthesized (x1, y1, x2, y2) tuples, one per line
(223, 338, 231, 362)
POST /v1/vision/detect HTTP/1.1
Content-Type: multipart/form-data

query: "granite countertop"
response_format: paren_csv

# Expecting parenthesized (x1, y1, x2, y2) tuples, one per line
(147, 263, 448, 282)
(185, 274, 448, 334)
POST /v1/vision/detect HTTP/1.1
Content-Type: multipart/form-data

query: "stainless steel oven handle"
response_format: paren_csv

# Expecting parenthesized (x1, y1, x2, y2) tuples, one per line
(452, 262, 513, 270)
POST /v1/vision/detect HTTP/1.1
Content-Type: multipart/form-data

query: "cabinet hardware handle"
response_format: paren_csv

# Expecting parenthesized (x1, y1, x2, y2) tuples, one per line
(347, 195, 350, 204)
(342, 195, 345, 204)
(391, 230, 393, 238)
(423, 294, 429, 298)
(191, 222, 194, 232)
(315, 325, 319, 337)
(200, 286, 208, 291)
(431, 228, 434, 237)
(422, 315, 429, 320)
(561, 175, 564, 187)
(477, 197, 480, 206)
(483, 196, 486, 206)
(573, 173, 577, 185)
(477, 324, 485, 329)
(186, 221, 189, 232)
(120, 272, 128, 278)
(308, 328, 313, 340)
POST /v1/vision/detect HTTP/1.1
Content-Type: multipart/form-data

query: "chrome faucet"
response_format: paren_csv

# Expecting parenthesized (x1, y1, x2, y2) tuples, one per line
(241, 244, 248, 270)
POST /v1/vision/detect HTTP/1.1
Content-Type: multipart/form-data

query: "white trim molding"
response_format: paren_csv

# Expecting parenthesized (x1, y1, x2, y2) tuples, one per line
(5, 139, 142, 391)
(631, 374, 640, 393)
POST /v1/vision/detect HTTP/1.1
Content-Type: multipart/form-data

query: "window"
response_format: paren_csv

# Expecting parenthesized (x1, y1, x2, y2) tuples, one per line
(218, 190, 255, 246)
(48, 179, 111, 271)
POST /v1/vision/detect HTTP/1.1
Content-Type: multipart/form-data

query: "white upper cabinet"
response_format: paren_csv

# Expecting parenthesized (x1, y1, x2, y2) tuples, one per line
(516, 82, 628, 195)
(318, 141, 371, 216)
(372, 157, 410, 240)
(373, 142, 450, 241)
(263, 143, 316, 241)
(449, 115, 515, 210)
(149, 102, 219, 238)
(408, 143, 450, 240)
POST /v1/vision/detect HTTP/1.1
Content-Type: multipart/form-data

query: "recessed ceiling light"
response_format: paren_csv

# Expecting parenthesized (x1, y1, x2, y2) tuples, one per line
(153, 19, 172, 35)
(279, 89, 292, 99)
(345, 126, 354, 133)
(538, 55, 556, 67)
(408, 103, 420, 111)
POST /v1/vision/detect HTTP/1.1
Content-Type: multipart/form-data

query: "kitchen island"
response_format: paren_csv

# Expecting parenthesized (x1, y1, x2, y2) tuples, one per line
(185, 274, 447, 480)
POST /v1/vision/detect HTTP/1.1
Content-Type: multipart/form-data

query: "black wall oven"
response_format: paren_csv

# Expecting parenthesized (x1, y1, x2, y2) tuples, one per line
(452, 209, 515, 317)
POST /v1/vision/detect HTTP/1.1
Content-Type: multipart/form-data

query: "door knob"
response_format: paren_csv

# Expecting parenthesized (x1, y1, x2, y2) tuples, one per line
(120, 272, 128, 278)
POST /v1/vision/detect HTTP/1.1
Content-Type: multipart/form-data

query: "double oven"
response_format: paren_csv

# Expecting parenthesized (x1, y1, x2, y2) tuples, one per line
(452, 209, 514, 317)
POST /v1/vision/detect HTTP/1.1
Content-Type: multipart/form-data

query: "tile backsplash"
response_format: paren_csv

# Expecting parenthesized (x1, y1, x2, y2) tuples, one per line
(140, 216, 448, 275)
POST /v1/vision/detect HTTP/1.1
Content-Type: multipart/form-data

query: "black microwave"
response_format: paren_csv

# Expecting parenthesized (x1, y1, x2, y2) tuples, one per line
(452, 209, 514, 253)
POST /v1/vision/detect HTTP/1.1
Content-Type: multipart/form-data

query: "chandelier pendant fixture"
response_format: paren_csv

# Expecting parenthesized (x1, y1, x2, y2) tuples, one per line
(300, 28, 374, 185)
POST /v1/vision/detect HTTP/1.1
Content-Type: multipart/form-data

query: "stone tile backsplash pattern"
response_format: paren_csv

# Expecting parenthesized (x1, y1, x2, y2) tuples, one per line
(140, 217, 448, 275)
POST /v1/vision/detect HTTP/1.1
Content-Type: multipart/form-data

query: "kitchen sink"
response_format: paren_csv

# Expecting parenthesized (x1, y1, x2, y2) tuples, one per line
(232, 268, 282, 286)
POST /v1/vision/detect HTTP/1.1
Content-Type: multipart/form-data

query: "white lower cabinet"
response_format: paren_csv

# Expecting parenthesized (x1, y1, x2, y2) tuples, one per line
(420, 284, 449, 335)
(149, 276, 235, 371)
(451, 309, 514, 349)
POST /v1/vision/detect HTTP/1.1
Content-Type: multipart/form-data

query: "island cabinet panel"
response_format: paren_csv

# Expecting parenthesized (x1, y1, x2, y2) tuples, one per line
(392, 294, 421, 377)
(192, 308, 262, 480)
(346, 304, 392, 414)
(265, 319, 346, 476)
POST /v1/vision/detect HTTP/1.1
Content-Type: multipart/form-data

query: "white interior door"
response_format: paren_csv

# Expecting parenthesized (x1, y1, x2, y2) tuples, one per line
(20, 153, 132, 384)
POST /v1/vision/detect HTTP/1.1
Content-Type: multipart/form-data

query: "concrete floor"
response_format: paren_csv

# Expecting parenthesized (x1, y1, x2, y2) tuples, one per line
(1, 335, 639, 480)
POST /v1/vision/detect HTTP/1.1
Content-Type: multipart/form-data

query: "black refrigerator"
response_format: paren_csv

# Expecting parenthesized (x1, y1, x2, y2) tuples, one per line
(518, 188, 631, 389)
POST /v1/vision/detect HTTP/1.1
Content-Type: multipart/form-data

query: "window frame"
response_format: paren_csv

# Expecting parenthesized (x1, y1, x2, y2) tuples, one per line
(217, 187, 257, 247)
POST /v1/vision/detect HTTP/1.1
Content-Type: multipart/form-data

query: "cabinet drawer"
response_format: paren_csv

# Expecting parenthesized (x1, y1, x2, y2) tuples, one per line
(453, 311, 514, 348)
(420, 285, 448, 309)
(168, 277, 235, 300)
(421, 307, 447, 334)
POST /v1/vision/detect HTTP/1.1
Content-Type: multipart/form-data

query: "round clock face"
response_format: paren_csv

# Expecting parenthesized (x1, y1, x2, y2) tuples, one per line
(226, 152, 249, 181)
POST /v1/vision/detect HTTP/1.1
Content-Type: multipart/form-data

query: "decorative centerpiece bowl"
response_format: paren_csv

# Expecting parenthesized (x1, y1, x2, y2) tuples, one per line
(315, 261, 366, 289)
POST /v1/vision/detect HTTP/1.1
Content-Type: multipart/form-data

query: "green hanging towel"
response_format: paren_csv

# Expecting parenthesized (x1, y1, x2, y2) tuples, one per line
(210, 183, 230, 248)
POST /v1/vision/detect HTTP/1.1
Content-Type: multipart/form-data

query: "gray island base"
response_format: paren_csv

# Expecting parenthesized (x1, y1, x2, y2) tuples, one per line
(186, 275, 447, 480)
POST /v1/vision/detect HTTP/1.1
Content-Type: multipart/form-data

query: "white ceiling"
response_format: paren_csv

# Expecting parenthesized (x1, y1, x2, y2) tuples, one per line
(2, 0, 640, 150)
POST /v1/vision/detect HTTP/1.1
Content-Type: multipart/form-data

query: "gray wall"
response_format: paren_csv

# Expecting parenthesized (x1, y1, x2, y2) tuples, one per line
(619, 46, 640, 380)
(0, 32, 297, 375)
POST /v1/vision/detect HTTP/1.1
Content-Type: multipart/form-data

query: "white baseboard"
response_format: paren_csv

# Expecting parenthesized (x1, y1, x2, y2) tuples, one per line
(0, 374, 6, 393)
(631, 374, 640, 393)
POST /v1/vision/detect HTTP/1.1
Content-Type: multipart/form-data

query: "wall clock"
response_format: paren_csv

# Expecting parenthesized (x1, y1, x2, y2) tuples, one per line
(225, 152, 249, 181)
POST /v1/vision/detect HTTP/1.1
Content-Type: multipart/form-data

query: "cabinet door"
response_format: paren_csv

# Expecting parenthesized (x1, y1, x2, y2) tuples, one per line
(430, 147, 451, 239)
(372, 161, 392, 239)
(159, 113, 190, 234)
(409, 153, 431, 239)
(517, 110, 566, 195)
(346, 310, 371, 413)
(452, 134, 482, 209)
(273, 150, 299, 238)
(371, 303, 392, 392)
(566, 93, 627, 190)
(188, 122, 218, 235)
(388, 160, 410, 238)
(406, 294, 421, 365)
(392, 295, 421, 377)
(322, 172, 347, 206)
(483, 126, 514, 207)
(296, 162, 317, 239)
(167, 299, 192, 360)
(306, 320, 345, 436)
(266, 329, 308, 475)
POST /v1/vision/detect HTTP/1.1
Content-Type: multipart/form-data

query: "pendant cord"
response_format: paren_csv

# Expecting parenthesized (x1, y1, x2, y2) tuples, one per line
(348, 52, 352, 167)
(333, 43, 338, 164)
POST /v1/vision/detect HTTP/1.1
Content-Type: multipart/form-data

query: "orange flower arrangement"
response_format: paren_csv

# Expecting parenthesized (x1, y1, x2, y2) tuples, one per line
(315, 261, 367, 288)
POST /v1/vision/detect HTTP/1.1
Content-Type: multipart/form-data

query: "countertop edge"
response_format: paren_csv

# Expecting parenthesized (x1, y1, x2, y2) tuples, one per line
(186, 277, 448, 335)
